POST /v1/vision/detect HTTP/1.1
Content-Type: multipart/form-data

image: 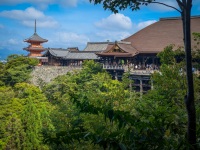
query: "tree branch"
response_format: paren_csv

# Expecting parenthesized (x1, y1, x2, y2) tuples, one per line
(150, 1, 182, 13)
(176, 0, 185, 11)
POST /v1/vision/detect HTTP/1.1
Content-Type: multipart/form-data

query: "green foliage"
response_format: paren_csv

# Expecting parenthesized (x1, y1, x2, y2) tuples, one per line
(0, 62, 5, 86)
(42, 60, 137, 149)
(192, 32, 200, 69)
(0, 54, 199, 149)
(0, 83, 52, 150)
(42, 50, 200, 149)
(157, 45, 176, 65)
(89, 0, 155, 13)
(2, 55, 39, 86)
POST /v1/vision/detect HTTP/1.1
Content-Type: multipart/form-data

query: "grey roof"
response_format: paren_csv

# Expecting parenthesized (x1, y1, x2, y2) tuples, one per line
(24, 32, 48, 43)
(83, 42, 114, 52)
(64, 52, 99, 60)
(67, 47, 79, 52)
(46, 48, 69, 57)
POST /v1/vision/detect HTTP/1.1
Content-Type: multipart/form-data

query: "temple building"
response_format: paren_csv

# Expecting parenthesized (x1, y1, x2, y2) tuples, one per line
(24, 16, 200, 92)
(23, 20, 48, 65)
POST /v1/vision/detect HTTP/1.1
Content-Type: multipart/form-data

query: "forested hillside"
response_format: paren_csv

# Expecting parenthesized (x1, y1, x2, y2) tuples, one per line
(0, 45, 199, 149)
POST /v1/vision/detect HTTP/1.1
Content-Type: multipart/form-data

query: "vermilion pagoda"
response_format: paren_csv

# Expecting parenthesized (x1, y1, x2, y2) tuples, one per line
(23, 20, 48, 55)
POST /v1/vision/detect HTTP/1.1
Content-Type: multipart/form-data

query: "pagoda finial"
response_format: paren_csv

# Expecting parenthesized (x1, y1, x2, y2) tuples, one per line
(34, 19, 36, 33)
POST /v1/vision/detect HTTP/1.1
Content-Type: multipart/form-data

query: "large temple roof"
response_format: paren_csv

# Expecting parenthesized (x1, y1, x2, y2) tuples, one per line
(83, 42, 114, 51)
(123, 16, 200, 53)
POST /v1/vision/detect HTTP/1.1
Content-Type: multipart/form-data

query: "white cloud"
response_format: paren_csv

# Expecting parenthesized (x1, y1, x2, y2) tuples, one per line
(0, 7, 45, 20)
(8, 38, 18, 45)
(95, 31, 131, 41)
(0, 7, 58, 28)
(137, 20, 157, 30)
(46, 31, 90, 49)
(95, 13, 132, 30)
(56, 32, 89, 44)
(0, 0, 80, 8)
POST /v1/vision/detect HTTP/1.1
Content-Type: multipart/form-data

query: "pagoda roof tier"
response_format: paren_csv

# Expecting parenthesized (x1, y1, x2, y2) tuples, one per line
(23, 47, 46, 51)
(24, 32, 48, 43)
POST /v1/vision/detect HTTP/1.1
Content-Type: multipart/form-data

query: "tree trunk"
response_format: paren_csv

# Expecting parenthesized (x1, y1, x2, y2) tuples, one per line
(182, 1, 197, 149)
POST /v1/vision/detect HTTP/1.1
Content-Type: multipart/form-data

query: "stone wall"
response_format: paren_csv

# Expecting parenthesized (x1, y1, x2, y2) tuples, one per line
(30, 66, 81, 86)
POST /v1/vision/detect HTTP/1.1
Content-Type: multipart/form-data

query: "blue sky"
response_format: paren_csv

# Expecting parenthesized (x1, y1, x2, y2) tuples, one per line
(0, 0, 200, 59)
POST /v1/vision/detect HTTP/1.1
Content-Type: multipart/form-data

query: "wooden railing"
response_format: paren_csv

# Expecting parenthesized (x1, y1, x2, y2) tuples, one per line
(102, 64, 124, 70)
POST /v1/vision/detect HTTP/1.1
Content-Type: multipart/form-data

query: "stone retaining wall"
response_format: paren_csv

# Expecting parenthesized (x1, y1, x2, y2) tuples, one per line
(30, 66, 81, 86)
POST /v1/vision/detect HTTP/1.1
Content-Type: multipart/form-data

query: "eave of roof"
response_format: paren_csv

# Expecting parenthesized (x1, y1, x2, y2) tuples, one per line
(23, 47, 46, 51)
(97, 41, 138, 57)
(96, 52, 133, 57)
(64, 52, 99, 60)
(24, 32, 48, 43)
(83, 42, 114, 51)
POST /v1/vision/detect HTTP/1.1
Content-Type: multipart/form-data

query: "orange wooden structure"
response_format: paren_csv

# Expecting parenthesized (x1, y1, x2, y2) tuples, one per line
(23, 20, 48, 57)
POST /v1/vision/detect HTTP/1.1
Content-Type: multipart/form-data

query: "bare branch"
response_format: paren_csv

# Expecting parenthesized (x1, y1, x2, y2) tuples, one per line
(176, 0, 185, 11)
(150, 1, 182, 13)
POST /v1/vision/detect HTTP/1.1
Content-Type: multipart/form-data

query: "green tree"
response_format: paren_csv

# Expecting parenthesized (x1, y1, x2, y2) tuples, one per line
(3, 55, 38, 86)
(0, 86, 24, 149)
(89, 0, 196, 147)
(0, 83, 52, 150)
(0, 62, 5, 86)
(192, 32, 200, 70)
(42, 61, 138, 149)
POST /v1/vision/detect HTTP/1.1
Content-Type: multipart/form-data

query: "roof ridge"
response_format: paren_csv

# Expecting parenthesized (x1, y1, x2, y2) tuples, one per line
(87, 42, 114, 44)
(160, 15, 200, 21)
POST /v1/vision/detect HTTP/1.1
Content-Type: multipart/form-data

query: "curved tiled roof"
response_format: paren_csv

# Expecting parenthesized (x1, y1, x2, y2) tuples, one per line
(43, 48, 98, 60)
(64, 52, 99, 60)
(24, 32, 48, 43)
(83, 42, 113, 51)
(123, 16, 200, 53)
(97, 41, 138, 57)
(44, 48, 69, 57)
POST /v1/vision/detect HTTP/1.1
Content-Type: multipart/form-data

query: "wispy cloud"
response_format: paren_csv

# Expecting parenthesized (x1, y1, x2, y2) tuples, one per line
(46, 31, 90, 49)
(94, 18, 156, 41)
(0, 7, 58, 28)
(0, 0, 80, 9)
(94, 30, 131, 41)
(0, 7, 45, 20)
(95, 13, 132, 31)
(8, 38, 19, 45)
(137, 20, 157, 30)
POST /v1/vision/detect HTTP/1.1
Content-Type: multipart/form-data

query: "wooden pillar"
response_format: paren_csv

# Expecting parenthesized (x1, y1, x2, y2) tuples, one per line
(151, 79, 154, 90)
(115, 71, 118, 80)
(140, 76, 143, 94)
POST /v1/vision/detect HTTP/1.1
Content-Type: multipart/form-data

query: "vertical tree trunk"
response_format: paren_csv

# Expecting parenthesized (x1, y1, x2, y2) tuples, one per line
(182, 1, 197, 149)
